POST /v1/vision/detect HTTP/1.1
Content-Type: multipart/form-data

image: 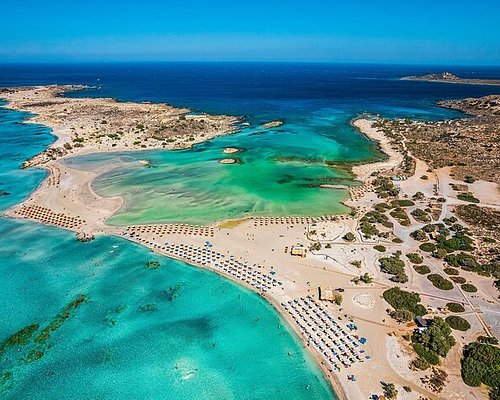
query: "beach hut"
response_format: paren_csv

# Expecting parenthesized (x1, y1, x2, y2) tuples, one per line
(290, 244, 307, 257)
(319, 286, 342, 302)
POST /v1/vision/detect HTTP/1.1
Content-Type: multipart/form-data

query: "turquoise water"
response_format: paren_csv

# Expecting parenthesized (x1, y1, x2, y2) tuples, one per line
(67, 111, 375, 225)
(2, 63, 500, 399)
(0, 93, 334, 399)
(0, 219, 333, 399)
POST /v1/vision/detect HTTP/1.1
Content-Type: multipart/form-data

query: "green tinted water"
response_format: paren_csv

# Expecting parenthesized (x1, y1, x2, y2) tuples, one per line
(67, 112, 378, 225)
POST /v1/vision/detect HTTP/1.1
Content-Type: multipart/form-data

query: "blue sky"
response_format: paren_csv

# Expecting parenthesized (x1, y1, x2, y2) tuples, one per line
(1, 0, 499, 64)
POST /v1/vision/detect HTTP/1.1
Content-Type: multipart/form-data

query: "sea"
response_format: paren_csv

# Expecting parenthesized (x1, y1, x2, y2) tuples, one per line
(1, 63, 500, 399)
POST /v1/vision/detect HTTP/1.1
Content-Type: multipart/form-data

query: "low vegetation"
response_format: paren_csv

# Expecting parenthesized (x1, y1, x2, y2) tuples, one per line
(413, 264, 431, 275)
(457, 192, 480, 203)
(412, 317, 455, 365)
(446, 302, 465, 313)
(411, 208, 431, 223)
(407, 252, 423, 264)
(379, 254, 408, 283)
(445, 315, 470, 331)
(427, 274, 454, 290)
(383, 287, 426, 317)
(461, 283, 478, 293)
(461, 342, 500, 399)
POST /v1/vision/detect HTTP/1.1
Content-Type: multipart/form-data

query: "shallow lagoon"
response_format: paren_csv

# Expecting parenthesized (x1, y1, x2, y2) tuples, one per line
(67, 111, 377, 225)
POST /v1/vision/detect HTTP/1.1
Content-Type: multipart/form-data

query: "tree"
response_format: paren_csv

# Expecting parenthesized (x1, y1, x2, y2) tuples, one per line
(381, 382, 398, 399)
(390, 309, 414, 323)
(461, 341, 500, 399)
(412, 317, 455, 359)
(343, 232, 355, 242)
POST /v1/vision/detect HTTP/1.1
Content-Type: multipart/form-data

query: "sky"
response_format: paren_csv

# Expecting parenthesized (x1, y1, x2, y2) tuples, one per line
(1, 0, 499, 64)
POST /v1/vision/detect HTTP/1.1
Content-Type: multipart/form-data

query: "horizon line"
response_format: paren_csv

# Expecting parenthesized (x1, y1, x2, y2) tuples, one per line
(1, 60, 500, 68)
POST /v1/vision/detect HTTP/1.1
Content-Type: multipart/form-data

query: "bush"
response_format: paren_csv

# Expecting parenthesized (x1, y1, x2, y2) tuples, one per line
(390, 309, 414, 323)
(477, 336, 499, 345)
(461, 342, 500, 398)
(393, 199, 415, 207)
(446, 316, 471, 331)
(374, 245, 386, 252)
(446, 302, 465, 313)
(461, 283, 478, 293)
(390, 208, 411, 226)
(411, 229, 428, 241)
(411, 357, 430, 370)
(383, 287, 426, 316)
(407, 253, 423, 264)
(412, 208, 431, 223)
(380, 255, 408, 283)
(451, 276, 467, 284)
(413, 264, 431, 275)
(427, 274, 454, 290)
(343, 232, 356, 242)
(413, 342, 440, 365)
(443, 267, 460, 275)
(457, 192, 480, 203)
(419, 242, 436, 252)
(382, 382, 398, 399)
(412, 317, 455, 363)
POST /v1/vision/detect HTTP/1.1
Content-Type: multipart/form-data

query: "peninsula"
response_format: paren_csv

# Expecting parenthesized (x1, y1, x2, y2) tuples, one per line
(401, 72, 500, 86)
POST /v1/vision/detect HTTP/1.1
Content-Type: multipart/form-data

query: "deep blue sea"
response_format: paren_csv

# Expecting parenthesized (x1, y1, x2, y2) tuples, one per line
(1, 63, 500, 399)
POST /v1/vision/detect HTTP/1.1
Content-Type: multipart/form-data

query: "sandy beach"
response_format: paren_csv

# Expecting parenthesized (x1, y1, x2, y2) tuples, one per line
(2, 86, 499, 400)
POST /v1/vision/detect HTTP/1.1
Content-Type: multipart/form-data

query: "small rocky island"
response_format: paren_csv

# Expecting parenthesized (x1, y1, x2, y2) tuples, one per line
(402, 72, 500, 86)
(261, 120, 284, 128)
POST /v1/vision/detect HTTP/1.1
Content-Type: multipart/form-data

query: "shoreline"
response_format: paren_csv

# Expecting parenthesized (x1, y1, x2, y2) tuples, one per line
(2, 86, 498, 400)
(0, 93, 431, 400)
(117, 233, 348, 400)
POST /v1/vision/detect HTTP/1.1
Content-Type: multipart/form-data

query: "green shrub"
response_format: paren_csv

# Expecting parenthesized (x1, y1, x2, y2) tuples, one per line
(393, 199, 415, 207)
(343, 232, 356, 242)
(411, 208, 431, 223)
(446, 302, 465, 313)
(446, 316, 471, 331)
(374, 245, 386, 252)
(427, 274, 454, 290)
(461, 342, 500, 398)
(413, 264, 431, 275)
(390, 208, 411, 226)
(413, 342, 439, 365)
(411, 357, 430, 370)
(412, 317, 455, 364)
(457, 192, 480, 203)
(443, 267, 460, 275)
(451, 276, 467, 284)
(477, 336, 499, 345)
(419, 242, 436, 252)
(380, 256, 408, 283)
(407, 253, 423, 264)
(383, 287, 426, 316)
(461, 283, 478, 293)
(411, 229, 428, 241)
